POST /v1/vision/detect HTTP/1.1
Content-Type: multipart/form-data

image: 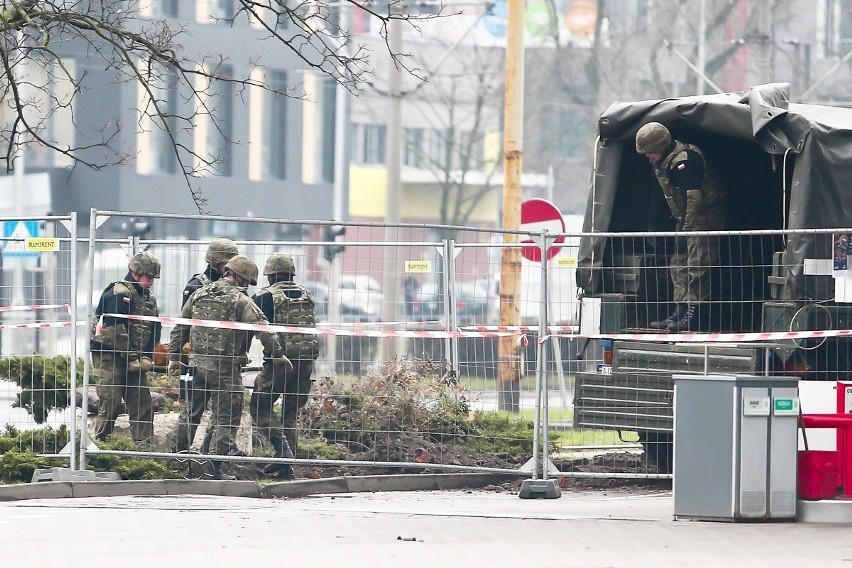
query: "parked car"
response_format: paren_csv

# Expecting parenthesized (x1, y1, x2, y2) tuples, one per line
(414, 281, 491, 326)
(305, 275, 383, 323)
(337, 275, 383, 322)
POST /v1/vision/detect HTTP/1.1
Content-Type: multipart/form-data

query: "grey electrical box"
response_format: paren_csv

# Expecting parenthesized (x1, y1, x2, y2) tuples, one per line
(673, 374, 799, 521)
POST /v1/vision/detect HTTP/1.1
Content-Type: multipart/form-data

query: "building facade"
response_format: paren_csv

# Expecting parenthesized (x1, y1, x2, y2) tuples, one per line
(14, 0, 339, 239)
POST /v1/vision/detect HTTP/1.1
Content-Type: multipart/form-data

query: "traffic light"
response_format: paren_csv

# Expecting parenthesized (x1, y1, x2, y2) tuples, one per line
(322, 224, 346, 261)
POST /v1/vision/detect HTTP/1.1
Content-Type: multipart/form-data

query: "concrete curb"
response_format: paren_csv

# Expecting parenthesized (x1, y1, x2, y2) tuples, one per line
(0, 473, 519, 502)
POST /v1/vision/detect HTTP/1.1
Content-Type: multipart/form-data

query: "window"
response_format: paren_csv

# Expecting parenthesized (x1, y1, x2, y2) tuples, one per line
(211, 0, 234, 19)
(16, 58, 76, 169)
(198, 0, 234, 22)
(428, 128, 448, 170)
(248, 67, 289, 181)
(150, 69, 178, 174)
(137, 64, 178, 175)
(250, 0, 289, 30)
(207, 65, 233, 176)
(142, 0, 178, 18)
(301, 73, 335, 183)
(455, 131, 486, 171)
(262, 70, 288, 180)
(403, 127, 424, 167)
(361, 124, 386, 165)
(818, 0, 852, 58)
(321, 78, 336, 182)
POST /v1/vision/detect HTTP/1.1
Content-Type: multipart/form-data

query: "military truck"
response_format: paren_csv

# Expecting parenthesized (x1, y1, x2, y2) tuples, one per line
(573, 83, 852, 471)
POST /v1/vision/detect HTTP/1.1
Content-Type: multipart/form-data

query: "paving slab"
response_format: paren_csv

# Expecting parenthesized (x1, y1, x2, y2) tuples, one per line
(2, 488, 852, 567)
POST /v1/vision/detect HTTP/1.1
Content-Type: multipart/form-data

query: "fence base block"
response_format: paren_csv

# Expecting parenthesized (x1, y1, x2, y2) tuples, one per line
(31, 468, 121, 483)
(518, 478, 561, 499)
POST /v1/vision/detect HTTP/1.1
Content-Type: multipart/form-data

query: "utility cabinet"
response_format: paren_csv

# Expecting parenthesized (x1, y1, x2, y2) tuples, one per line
(673, 374, 799, 521)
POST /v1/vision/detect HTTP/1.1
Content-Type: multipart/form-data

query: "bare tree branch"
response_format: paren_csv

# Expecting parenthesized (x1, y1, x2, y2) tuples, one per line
(0, 0, 445, 212)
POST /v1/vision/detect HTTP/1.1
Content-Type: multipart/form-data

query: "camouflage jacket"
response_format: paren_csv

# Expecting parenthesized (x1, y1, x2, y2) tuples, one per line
(169, 279, 283, 370)
(253, 281, 319, 359)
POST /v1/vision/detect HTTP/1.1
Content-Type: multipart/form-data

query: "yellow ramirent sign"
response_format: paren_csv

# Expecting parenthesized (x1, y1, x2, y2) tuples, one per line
(405, 260, 431, 273)
(25, 238, 59, 252)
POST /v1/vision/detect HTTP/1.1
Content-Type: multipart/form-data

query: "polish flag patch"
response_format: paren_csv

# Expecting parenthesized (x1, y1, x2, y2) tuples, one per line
(123, 297, 131, 304)
(677, 163, 686, 170)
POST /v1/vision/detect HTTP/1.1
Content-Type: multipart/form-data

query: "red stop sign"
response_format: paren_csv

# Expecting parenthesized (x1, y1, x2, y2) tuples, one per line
(520, 198, 565, 262)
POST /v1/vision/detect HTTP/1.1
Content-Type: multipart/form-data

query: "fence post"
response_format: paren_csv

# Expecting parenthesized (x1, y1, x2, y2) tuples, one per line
(79, 208, 102, 470)
(67, 213, 78, 470)
(443, 239, 459, 372)
(520, 230, 561, 498)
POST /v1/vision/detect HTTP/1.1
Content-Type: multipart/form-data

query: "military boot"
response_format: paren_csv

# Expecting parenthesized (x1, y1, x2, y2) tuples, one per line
(667, 305, 698, 333)
(263, 434, 295, 479)
(650, 304, 684, 330)
(202, 460, 236, 481)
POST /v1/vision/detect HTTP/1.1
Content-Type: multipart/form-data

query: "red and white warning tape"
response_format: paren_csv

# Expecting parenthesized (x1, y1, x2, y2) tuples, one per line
(461, 325, 578, 333)
(0, 304, 73, 330)
(109, 313, 526, 340)
(108, 313, 852, 344)
(0, 321, 73, 330)
(545, 328, 852, 343)
(0, 303, 71, 313)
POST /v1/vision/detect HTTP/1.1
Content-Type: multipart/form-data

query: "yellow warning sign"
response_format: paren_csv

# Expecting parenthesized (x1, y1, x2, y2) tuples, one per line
(25, 238, 59, 252)
(405, 260, 431, 273)
(556, 256, 577, 268)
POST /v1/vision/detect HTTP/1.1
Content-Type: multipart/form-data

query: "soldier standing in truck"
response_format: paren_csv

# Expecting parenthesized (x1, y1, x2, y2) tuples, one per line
(635, 122, 727, 332)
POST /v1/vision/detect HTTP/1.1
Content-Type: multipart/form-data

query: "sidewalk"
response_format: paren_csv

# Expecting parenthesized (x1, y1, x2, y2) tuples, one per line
(1, 477, 851, 567)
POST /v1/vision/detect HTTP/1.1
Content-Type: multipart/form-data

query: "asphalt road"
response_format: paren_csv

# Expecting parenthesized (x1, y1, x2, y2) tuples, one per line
(3, 488, 852, 567)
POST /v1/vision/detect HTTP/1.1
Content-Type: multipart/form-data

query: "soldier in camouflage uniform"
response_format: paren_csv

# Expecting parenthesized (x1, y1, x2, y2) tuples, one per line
(90, 251, 162, 442)
(181, 238, 240, 307)
(636, 122, 727, 332)
(250, 253, 320, 479)
(174, 238, 239, 450)
(168, 254, 291, 480)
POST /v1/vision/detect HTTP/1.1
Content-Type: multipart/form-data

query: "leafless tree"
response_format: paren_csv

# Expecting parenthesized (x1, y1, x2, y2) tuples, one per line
(0, 0, 440, 211)
(403, 41, 504, 241)
(523, 0, 799, 213)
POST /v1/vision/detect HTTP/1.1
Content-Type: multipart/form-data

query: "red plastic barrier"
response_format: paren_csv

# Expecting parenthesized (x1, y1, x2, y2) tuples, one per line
(801, 414, 852, 498)
(798, 450, 840, 500)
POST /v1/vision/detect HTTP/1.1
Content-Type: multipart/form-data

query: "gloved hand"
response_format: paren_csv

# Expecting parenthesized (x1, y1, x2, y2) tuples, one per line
(674, 236, 688, 254)
(237, 355, 250, 367)
(272, 356, 294, 374)
(168, 360, 182, 378)
(127, 356, 153, 373)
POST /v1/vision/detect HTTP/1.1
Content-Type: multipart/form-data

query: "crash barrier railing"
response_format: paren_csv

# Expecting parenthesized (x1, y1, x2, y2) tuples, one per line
(0, 213, 79, 469)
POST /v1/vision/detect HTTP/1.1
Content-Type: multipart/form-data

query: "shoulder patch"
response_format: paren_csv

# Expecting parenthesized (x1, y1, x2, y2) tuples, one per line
(675, 150, 689, 160)
(113, 282, 133, 295)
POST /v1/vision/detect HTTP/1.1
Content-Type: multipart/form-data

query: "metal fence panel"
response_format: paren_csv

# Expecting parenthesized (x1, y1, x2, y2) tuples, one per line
(80, 210, 559, 480)
(0, 214, 77, 471)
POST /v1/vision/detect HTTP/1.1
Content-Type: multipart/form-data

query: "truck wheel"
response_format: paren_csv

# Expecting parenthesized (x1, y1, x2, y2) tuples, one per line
(639, 432, 673, 474)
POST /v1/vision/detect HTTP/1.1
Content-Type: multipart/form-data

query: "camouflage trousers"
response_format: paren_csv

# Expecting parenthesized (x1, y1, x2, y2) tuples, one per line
(669, 233, 720, 304)
(250, 358, 314, 453)
(175, 362, 243, 456)
(92, 353, 153, 442)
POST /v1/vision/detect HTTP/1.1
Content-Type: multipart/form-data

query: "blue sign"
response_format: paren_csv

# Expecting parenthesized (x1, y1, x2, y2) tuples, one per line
(2, 220, 40, 258)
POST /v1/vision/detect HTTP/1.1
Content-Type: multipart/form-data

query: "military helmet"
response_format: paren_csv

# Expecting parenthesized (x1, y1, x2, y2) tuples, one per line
(128, 251, 161, 278)
(635, 122, 672, 154)
(264, 253, 296, 276)
(205, 238, 239, 265)
(224, 254, 258, 286)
